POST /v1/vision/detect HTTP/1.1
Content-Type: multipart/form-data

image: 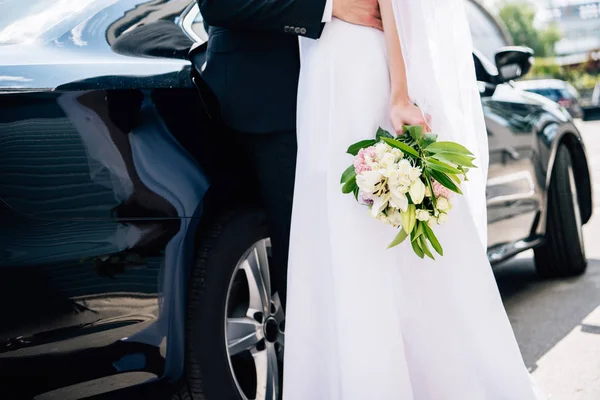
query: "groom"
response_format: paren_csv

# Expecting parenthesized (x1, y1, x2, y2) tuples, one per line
(197, 0, 381, 306)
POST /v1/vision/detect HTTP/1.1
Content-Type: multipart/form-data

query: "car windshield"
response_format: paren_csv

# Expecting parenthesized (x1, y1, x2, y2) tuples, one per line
(0, 0, 111, 45)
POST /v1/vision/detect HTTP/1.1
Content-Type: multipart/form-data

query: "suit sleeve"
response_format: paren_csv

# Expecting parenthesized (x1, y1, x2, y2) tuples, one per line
(198, 0, 328, 39)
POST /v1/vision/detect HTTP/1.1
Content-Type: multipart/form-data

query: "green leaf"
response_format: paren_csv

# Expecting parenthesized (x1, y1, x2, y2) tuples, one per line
(429, 169, 463, 195)
(423, 171, 437, 208)
(340, 165, 356, 184)
(342, 176, 358, 194)
(381, 137, 419, 157)
(425, 141, 473, 156)
(431, 152, 477, 168)
(347, 139, 377, 156)
(411, 220, 425, 242)
(458, 166, 470, 182)
(410, 233, 425, 258)
(419, 235, 435, 259)
(401, 204, 416, 234)
(376, 127, 394, 141)
(388, 228, 409, 249)
(423, 223, 443, 256)
(448, 173, 461, 184)
(426, 158, 462, 175)
(405, 125, 423, 141)
(353, 186, 359, 200)
(422, 133, 438, 147)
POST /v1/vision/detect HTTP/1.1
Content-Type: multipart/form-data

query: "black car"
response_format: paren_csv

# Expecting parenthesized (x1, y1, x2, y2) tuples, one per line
(0, 1, 592, 400)
(514, 79, 585, 119)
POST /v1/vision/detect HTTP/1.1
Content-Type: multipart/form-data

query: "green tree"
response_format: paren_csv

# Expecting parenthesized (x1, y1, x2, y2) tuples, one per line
(498, 2, 561, 57)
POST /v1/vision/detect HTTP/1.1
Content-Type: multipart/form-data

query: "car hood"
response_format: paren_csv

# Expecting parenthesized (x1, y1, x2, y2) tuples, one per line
(0, 0, 191, 90)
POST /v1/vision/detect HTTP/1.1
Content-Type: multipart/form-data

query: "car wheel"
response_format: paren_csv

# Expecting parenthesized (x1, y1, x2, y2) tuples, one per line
(534, 145, 587, 277)
(177, 209, 284, 400)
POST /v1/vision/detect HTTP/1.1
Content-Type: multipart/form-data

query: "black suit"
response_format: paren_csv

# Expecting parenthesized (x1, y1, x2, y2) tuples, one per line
(199, 0, 326, 133)
(198, 0, 327, 305)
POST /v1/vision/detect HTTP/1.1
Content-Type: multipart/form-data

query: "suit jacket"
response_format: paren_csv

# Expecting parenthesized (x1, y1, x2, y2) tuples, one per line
(197, 0, 327, 133)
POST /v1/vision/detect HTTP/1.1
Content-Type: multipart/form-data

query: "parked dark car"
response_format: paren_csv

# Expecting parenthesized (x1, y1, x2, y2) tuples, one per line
(0, 1, 592, 400)
(514, 78, 585, 119)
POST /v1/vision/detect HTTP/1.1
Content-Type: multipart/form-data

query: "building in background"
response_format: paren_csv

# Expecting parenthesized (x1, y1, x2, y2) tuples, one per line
(535, 0, 600, 56)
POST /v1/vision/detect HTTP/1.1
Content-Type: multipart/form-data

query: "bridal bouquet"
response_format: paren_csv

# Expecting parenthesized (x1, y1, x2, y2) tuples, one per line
(340, 126, 476, 259)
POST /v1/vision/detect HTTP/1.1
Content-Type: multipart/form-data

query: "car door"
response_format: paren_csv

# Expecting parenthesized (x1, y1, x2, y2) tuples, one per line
(0, 1, 208, 398)
(480, 82, 545, 263)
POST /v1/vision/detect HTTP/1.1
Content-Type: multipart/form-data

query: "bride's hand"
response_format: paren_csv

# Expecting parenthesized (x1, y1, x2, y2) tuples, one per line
(390, 102, 431, 136)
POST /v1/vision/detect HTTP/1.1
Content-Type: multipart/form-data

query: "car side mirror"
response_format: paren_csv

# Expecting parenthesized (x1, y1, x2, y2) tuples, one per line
(494, 46, 534, 82)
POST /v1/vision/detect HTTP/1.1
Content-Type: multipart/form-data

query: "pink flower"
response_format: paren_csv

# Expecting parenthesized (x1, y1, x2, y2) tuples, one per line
(432, 179, 454, 199)
(358, 191, 375, 205)
(354, 147, 376, 174)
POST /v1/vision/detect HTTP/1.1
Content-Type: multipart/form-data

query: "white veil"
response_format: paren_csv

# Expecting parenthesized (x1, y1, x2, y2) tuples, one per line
(392, 0, 489, 246)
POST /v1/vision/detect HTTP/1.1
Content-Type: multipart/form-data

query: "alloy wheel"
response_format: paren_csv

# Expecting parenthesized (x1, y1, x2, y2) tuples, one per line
(224, 239, 284, 400)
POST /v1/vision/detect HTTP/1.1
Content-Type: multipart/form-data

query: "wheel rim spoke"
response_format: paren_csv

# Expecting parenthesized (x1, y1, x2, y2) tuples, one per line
(241, 243, 271, 315)
(271, 292, 285, 361)
(271, 292, 285, 323)
(227, 317, 262, 356)
(252, 343, 279, 400)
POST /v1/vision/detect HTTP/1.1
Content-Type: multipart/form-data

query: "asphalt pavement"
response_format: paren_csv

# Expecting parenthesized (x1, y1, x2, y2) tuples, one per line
(496, 119, 600, 400)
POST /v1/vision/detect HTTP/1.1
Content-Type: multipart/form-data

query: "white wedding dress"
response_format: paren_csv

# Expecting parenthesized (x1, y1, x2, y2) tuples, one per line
(283, 0, 545, 399)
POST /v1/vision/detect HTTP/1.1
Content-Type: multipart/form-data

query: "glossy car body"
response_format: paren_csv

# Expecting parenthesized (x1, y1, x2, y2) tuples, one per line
(0, 1, 592, 399)
(514, 78, 585, 119)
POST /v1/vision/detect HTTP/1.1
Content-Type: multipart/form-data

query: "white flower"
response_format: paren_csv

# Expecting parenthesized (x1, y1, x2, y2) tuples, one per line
(398, 159, 412, 175)
(375, 142, 390, 158)
(391, 148, 403, 161)
(375, 212, 389, 224)
(436, 197, 450, 212)
(399, 175, 412, 187)
(371, 192, 391, 217)
(437, 212, 448, 224)
(408, 167, 422, 182)
(388, 169, 410, 187)
(409, 179, 426, 204)
(415, 209, 430, 221)
(397, 184, 410, 194)
(425, 185, 432, 198)
(380, 153, 396, 169)
(389, 190, 409, 212)
(428, 218, 437, 228)
(356, 170, 382, 193)
(358, 191, 375, 206)
(387, 208, 403, 227)
(381, 169, 393, 183)
(380, 164, 398, 178)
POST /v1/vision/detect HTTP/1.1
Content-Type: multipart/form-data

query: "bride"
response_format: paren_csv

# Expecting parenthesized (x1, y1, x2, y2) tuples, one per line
(283, 0, 545, 398)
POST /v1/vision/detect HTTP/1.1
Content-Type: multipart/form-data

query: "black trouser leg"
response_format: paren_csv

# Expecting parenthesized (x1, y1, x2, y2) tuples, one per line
(243, 130, 297, 309)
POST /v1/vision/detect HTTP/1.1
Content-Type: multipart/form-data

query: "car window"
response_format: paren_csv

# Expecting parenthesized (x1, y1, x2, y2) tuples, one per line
(464, 1, 508, 62)
(526, 88, 563, 101)
(528, 88, 550, 97)
(179, 2, 207, 44)
(526, 89, 545, 96)
(558, 89, 574, 100)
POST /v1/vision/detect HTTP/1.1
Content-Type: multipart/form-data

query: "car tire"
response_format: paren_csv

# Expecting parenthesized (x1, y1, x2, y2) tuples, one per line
(176, 208, 284, 400)
(534, 145, 587, 278)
